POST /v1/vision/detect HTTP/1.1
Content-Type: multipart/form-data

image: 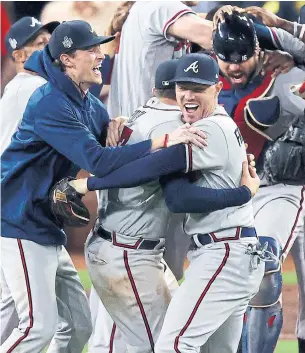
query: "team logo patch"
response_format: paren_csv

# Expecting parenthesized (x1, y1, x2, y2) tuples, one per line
(62, 36, 73, 48)
(9, 38, 17, 49)
(30, 17, 41, 27)
(55, 190, 67, 203)
(184, 60, 199, 73)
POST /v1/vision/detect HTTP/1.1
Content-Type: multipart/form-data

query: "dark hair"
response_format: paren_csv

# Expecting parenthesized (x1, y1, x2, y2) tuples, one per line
(154, 88, 176, 100)
(53, 49, 77, 71)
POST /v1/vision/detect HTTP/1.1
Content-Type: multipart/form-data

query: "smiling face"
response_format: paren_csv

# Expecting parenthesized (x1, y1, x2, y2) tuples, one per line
(217, 54, 258, 89)
(176, 82, 223, 124)
(61, 44, 104, 90)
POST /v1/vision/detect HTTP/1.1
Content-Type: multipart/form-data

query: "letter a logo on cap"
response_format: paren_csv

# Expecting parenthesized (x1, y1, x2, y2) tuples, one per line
(184, 60, 199, 73)
(30, 17, 41, 27)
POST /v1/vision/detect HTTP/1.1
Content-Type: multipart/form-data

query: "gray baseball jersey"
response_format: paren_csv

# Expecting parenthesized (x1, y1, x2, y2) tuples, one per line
(100, 97, 183, 240)
(264, 67, 305, 141)
(183, 105, 254, 236)
(271, 27, 305, 64)
(107, 1, 194, 118)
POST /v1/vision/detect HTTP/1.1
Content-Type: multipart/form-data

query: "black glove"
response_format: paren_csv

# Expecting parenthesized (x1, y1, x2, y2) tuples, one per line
(49, 177, 90, 228)
(263, 118, 305, 185)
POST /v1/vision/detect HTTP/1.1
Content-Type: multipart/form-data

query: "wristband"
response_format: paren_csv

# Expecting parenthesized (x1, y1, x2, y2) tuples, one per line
(163, 134, 169, 148)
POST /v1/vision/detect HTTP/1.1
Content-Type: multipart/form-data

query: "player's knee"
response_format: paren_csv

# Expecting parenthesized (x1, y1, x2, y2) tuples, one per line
(250, 237, 282, 308)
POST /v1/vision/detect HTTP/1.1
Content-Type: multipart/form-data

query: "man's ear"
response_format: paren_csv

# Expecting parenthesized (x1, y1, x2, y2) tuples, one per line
(59, 53, 74, 69)
(216, 80, 223, 94)
(12, 49, 26, 63)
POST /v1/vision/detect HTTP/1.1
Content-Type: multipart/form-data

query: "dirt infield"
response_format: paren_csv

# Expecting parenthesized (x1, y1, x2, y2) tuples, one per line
(71, 252, 298, 339)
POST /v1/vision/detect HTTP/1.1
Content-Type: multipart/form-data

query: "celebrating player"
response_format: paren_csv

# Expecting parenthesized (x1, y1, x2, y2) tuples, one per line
(150, 53, 265, 353)
(212, 12, 305, 353)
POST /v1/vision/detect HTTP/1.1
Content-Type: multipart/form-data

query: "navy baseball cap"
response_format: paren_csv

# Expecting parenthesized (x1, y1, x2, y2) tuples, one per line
(5, 16, 59, 57)
(48, 20, 115, 59)
(172, 53, 219, 86)
(155, 59, 178, 89)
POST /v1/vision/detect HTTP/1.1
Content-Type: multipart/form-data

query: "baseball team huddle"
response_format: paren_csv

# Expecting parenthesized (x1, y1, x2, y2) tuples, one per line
(1, 2, 305, 353)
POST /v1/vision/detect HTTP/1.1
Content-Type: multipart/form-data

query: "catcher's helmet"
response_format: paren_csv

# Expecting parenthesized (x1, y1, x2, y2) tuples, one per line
(213, 12, 257, 64)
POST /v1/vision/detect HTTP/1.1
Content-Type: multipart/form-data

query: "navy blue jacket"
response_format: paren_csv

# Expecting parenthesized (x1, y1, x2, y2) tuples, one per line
(1, 46, 151, 245)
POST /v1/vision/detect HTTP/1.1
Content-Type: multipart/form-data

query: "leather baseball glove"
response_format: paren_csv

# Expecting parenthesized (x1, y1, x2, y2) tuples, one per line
(49, 177, 90, 228)
(263, 117, 305, 185)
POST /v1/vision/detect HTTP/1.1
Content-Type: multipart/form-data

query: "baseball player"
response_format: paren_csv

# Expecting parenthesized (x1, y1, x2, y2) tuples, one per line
(0, 16, 81, 351)
(148, 53, 264, 353)
(53, 57, 259, 353)
(212, 12, 305, 353)
(0, 20, 204, 353)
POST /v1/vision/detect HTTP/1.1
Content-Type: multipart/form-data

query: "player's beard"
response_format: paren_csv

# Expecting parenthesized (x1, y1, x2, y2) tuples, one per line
(221, 67, 256, 89)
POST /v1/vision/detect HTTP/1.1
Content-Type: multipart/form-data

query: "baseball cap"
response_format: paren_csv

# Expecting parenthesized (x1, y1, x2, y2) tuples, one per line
(48, 20, 115, 59)
(155, 59, 178, 89)
(172, 53, 219, 86)
(5, 16, 59, 57)
(213, 12, 256, 64)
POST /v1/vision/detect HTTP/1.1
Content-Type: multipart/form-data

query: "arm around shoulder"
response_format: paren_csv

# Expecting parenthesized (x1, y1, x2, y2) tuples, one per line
(33, 95, 152, 177)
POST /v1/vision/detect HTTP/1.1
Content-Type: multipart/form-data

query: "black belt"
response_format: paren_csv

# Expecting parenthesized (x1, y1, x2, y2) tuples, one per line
(189, 227, 257, 250)
(96, 227, 164, 250)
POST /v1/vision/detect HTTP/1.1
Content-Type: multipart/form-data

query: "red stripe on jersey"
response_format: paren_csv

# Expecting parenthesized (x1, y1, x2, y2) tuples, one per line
(7, 239, 34, 352)
(282, 186, 305, 255)
(123, 250, 155, 351)
(163, 9, 193, 36)
(174, 243, 230, 352)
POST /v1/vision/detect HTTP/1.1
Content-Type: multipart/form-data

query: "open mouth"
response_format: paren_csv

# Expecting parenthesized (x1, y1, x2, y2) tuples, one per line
(92, 64, 101, 75)
(184, 103, 199, 113)
(229, 73, 244, 83)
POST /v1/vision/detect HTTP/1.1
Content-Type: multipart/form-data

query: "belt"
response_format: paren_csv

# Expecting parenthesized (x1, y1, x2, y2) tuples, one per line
(190, 227, 257, 250)
(96, 227, 164, 250)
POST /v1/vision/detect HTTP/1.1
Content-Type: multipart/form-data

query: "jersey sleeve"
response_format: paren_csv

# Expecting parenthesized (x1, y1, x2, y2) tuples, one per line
(33, 95, 151, 177)
(185, 120, 229, 173)
(273, 68, 305, 117)
(270, 27, 305, 64)
(147, 1, 194, 41)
